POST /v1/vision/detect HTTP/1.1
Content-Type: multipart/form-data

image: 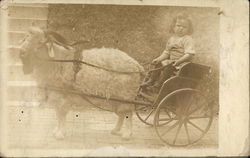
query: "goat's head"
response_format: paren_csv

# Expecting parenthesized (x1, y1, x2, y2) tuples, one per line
(19, 27, 73, 74)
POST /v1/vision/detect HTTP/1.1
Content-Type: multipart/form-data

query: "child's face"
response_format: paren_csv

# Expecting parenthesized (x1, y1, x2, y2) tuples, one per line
(174, 19, 189, 37)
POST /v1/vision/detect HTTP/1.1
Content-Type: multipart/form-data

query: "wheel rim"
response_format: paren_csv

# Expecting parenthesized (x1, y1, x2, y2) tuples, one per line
(154, 89, 213, 147)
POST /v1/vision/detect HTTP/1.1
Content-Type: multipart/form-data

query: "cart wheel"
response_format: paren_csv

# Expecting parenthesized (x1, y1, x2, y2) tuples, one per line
(154, 88, 213, 147)
(136, 103, 173, 126)
(135, 103, 155, 126)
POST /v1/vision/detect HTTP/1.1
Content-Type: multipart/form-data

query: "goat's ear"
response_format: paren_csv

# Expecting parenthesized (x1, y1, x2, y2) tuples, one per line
(44, 30, 69, 45)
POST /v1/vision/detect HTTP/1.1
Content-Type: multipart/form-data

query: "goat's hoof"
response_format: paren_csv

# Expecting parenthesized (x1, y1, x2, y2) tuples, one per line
(122, 133, 132, 141)
(52, 127, 59, 135)
(111, 129, 122, 136)
(54, 131, 65, 140)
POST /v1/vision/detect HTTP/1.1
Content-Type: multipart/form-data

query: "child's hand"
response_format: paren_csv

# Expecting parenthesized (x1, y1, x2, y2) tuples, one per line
(172, 60, 179, 67)
(152, 58, 161, 65)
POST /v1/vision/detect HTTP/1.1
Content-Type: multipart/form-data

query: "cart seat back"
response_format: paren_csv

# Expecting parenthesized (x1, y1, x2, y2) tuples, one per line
(177, 62, 211, 81)
(153, 63, 211, 106)
(153, 76, 197, 106)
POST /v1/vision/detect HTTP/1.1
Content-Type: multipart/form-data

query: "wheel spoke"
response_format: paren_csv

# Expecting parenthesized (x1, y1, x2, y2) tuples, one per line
(136, 106, 149, 112)
(184, 122, 191, 144)
(187, 106, 202, 116)
(176, 93, 192, 112)
(175, 97, 183, 107)
(185, 94, 196, 114)
(187, 120, 205, 133)
(143, 108, 155, 122)
(159, 118, 172, 122)
(159, 117, 178, 121)
(189, 116, 211, 119)
(161, 120, 179, 137)
(161, 107, 177, 120)
(166, 107, 177, 115)
(187, 98, 207, 116)
(155, 112, 160, 126)
(174, 93, 196, 117)
(163, 108, 172, 118)
(173, 122, 183, 145)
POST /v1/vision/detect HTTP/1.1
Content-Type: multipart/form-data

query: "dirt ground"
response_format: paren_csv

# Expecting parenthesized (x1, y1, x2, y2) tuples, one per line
(7, 99, 218, 151)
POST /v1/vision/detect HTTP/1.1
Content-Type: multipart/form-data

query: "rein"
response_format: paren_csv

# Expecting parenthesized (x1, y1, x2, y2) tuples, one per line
(34, 38, 168, 75)
(35, 41, 144, 74)
(37, 56, 143, 74)
(141, 61, 176, 73)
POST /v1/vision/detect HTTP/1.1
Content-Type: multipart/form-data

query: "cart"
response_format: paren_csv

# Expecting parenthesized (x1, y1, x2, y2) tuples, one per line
(135, 62, 214, 147)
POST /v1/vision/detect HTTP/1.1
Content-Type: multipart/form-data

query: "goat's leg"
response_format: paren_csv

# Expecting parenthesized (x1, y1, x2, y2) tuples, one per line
(111, 113, 125, 136)
(54, 107, 68, 140)
(122, 111, 133, 140)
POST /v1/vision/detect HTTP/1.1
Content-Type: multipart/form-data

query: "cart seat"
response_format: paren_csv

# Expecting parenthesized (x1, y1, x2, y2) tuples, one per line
(177, 62, 211, 81)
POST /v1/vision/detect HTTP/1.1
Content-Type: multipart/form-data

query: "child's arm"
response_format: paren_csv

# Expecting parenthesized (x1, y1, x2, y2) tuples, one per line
(152, 37, 172, 65)
(173, 54, 193, 66)
(152, 50, 170, 64)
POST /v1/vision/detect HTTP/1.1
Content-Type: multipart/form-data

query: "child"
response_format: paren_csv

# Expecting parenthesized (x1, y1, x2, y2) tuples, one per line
(141, 13, 196, 89)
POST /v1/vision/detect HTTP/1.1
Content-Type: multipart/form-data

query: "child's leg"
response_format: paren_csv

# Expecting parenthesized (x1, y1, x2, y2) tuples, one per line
(154, 65, 176, 88)
(141, 63, 162, 87)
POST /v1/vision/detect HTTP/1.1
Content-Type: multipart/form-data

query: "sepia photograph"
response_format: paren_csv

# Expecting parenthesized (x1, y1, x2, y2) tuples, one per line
(0, 0, 249, 157)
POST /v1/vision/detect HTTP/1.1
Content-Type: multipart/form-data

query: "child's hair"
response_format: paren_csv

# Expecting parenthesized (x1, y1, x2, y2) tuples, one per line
(169, 13, 193, 35)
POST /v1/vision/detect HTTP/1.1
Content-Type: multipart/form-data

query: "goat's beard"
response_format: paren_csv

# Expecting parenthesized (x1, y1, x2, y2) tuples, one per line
(32, 58, 75, 88)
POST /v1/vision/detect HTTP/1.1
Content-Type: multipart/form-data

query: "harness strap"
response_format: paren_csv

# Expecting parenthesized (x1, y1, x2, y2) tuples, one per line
(73, 49, 82, 81)
(39, 57, 143, 74)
